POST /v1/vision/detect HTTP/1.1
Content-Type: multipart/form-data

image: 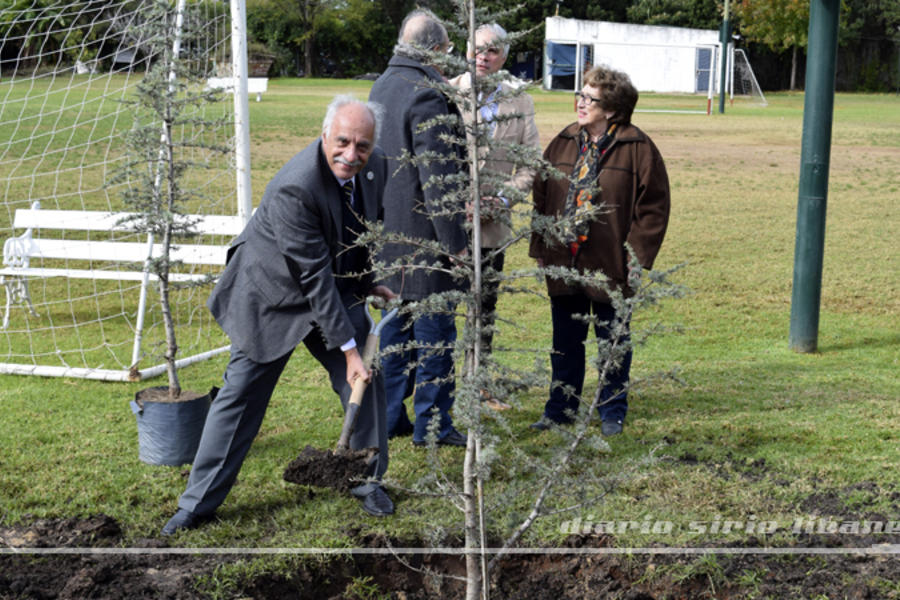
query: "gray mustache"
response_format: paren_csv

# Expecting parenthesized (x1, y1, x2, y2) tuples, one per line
(335, 157, 363, 168)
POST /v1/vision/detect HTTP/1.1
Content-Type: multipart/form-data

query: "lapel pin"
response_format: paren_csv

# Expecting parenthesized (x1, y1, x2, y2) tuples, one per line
(366, 171, 374, 181)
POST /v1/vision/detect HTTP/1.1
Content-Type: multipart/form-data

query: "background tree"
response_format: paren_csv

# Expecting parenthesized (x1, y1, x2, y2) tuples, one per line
(245, 0, 330, 76)
(837, 0, 900, 90)
(626, 0, 721, 29)
(733, 0, 808, 90)
(246, 0, 397, 76)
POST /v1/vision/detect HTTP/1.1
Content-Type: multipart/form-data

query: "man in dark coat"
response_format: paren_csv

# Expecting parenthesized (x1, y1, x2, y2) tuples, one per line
(368, 9, 468, 447)
(161, 95, 397, 536)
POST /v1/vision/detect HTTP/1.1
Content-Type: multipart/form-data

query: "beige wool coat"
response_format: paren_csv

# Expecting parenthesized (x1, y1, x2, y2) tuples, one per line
(450, 71, 542, 249)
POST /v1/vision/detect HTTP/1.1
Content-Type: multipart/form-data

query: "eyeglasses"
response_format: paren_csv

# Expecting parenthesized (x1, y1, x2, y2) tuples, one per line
(574, 91, 603, 107)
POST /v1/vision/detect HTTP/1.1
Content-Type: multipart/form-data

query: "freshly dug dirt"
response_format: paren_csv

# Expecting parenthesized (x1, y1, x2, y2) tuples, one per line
(2, 512, 899, 599)
(282, 444, 376, 492)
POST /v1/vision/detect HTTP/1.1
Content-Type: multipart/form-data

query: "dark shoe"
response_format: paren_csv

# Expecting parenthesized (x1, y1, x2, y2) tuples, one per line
(352, 486, 394, 517)
(601, 419, 624, 436)
(530, 417, 571, 431)
(388, 419, 414, 439)
(160, 508, 214, 536)
(529, 419, 552, 431)
(413, 428, 468, 448)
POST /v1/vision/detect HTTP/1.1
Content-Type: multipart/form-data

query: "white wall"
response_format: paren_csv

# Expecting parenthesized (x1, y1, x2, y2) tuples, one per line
(545, 17, 720, 93)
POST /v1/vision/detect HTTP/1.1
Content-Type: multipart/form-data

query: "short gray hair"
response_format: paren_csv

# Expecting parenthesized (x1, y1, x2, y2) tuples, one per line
(393, 8, 448, 61)
(322, 94, 384, 144)
(472, 23, 510, 59)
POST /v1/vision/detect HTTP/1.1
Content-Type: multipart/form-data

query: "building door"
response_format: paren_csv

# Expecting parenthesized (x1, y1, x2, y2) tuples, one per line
(696, 47, 713, 92)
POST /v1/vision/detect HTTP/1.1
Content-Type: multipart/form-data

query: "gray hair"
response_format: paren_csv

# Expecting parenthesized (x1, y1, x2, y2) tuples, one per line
(472, 23, 510, 59)
(322, 94, 384, 144)
(393, 8, 448, 61)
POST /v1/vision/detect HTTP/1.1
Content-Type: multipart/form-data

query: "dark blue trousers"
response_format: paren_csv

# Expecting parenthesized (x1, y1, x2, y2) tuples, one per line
(543, 293, 632, 424)
(379, 305, 456, 443)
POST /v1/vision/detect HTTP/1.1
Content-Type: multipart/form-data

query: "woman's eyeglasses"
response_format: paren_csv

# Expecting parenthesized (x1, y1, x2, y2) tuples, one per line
(574, 91, 602, 106)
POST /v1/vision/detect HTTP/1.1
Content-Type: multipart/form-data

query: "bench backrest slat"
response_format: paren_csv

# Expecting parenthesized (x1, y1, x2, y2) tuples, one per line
(12, 210, 246, 237)
(27, 239, 228, 266)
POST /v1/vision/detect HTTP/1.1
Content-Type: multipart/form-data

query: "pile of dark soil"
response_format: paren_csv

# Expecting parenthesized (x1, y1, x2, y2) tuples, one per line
(2, 513, 899, 599)
(282, 444, 376, 493)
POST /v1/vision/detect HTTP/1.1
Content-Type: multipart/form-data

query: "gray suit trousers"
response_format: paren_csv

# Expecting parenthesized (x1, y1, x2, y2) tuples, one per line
(178, 301, 388, 515)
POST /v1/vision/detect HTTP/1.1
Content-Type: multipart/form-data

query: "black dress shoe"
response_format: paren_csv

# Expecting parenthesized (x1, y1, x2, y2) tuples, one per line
(413, 428, 467, 448)
(529, 417, 571, 431)
(601, 419, 624, 436)
(352, 486, 395, 517)
(160, 508, 214, 536)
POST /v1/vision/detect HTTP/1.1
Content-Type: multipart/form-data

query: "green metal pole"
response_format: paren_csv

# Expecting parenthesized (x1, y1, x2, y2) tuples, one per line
(718, 0, 730, 114)
(789, 0, 840, 353)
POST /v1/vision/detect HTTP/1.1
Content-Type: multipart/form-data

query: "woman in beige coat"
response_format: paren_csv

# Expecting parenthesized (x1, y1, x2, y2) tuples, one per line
(450, 23, 541, 409)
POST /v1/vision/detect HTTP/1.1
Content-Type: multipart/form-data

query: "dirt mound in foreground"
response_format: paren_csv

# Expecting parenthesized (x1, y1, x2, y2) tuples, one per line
(1, 514, 898, 599)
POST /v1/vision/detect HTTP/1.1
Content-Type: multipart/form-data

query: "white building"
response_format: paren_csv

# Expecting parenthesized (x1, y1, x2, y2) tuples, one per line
(543, 17, 722, 94)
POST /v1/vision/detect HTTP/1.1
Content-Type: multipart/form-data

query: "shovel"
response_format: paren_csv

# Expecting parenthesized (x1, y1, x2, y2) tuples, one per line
(335, 300, 399, 451)
(283, 299, 399, 493)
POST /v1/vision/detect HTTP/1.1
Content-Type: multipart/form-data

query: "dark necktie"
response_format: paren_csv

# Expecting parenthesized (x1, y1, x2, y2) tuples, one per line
(341, 180, 354, 210)
(337, 179, 365, 290)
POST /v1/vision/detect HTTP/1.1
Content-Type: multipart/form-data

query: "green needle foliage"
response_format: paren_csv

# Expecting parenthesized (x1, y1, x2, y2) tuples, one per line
(361, 3, 685, 596)
(109, 0, 228, 396)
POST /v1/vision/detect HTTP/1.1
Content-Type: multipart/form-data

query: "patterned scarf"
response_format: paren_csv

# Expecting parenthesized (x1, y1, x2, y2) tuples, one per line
(563, 123, 617, 255)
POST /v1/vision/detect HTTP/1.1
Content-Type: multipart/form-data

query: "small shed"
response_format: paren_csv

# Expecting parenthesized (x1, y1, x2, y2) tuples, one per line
(543, 17, 721, 94)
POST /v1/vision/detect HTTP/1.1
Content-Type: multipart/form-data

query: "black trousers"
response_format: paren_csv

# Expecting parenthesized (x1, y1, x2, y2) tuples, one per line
(543, 293, 632, 424)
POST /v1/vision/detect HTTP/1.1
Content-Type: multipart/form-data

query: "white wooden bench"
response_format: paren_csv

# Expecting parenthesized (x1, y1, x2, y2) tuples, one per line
(0, 202, 246, 329)
(206, 76, 268, 102)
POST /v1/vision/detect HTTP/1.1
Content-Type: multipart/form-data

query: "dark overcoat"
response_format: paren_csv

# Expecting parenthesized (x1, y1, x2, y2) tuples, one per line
(529, 122, 670, 302)
(368, 54, 468, 300)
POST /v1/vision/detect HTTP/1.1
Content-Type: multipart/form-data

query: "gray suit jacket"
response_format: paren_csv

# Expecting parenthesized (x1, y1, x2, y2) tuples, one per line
(208, 139, 388, 363)
(368, 54, 468, 300)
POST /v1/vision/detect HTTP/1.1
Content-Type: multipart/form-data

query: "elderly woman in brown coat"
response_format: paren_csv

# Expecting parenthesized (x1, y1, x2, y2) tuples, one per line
(529, 65, 670, 435)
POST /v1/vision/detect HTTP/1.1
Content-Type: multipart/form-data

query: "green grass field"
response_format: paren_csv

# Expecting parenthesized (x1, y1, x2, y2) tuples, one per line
(1, 81, 897, 569)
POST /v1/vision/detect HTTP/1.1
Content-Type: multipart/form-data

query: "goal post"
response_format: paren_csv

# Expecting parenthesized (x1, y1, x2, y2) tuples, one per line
(730, 48, 768, 106)
(0, 0, 252, 381)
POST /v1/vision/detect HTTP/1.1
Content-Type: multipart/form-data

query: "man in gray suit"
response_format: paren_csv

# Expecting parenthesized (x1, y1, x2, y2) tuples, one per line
(368, 9, 469, 447)
(162, 95, 396, 536)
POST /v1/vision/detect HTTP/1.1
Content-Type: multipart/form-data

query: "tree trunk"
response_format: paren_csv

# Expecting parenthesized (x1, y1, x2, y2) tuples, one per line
(304, 36, 313, 78)
(161, 118, 181, 400)
(790, 46, 798, 91)
(463, 436, 483, 600)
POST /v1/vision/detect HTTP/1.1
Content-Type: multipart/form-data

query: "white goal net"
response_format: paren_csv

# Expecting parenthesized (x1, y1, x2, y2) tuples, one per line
(730, 48, 767, 106)
(0, 0, 242, 381)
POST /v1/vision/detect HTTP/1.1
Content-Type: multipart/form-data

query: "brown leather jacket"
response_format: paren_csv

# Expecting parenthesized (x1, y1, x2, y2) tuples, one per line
(529, 121, 670, 301)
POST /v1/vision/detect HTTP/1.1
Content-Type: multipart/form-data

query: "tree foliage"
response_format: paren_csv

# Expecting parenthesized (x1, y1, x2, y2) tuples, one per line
(626, 0, 721, 29)
(360, 3, 684, 597)
(734, 0, 808, 52)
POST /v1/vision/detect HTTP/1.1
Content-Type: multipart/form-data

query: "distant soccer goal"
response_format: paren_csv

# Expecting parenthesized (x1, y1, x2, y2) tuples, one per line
(0, 0, 251, 381)
(730, 48, 768, 107)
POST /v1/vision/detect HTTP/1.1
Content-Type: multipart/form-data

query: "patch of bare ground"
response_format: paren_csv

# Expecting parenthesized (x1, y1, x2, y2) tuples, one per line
(2, 508, 898, 599)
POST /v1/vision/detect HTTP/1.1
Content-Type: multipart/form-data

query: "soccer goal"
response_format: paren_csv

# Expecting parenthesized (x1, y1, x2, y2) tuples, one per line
(0, 0, 253, 381)
(730, 48, 768, 106)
